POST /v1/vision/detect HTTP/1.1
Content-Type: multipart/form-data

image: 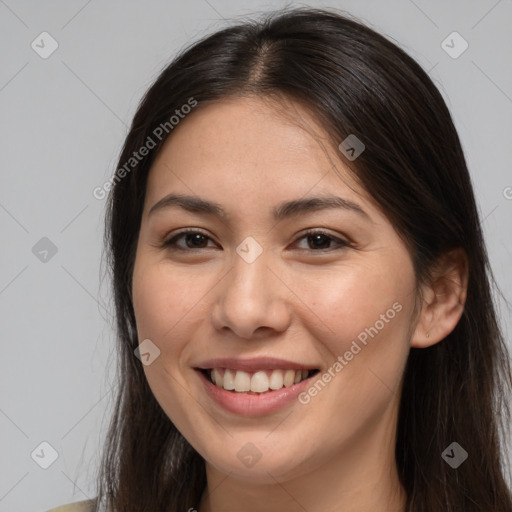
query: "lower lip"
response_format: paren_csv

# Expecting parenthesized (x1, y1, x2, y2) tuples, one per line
(196, 370, 315, 417)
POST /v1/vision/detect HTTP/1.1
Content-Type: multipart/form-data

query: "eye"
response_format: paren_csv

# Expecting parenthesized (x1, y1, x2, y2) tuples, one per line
(294, 229, 350, 252)
(162, 228, 350, 252)
(163, 229, 217, 250)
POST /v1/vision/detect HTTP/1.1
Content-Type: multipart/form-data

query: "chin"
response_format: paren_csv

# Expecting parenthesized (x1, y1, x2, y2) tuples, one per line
(201, 443, 315, 484)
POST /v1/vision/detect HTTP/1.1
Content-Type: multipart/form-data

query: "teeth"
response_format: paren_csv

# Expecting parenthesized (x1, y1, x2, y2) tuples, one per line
(269, 369, 283, 390)
(283, 369, 296, 387)
(212, 368, 223, 387)
(223, 369, 235, 390)
(208, 368, 313, 393)
(251, 371, 269, 392)
(234, 370, 251, 392)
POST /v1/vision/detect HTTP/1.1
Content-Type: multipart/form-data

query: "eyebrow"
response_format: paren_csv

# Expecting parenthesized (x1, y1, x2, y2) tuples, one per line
(148, 193, 369, 221)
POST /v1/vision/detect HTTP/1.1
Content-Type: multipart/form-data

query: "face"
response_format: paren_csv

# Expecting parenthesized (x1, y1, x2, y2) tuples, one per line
(132, 96, 418, 485)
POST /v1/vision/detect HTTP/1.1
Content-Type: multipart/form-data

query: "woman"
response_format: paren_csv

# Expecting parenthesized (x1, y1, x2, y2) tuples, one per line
(47, 6, 512, 512)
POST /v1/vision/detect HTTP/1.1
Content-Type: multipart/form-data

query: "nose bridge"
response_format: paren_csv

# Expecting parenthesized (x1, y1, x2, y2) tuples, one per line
(232, 241, 269, 297)
(212, 237, 290, 338)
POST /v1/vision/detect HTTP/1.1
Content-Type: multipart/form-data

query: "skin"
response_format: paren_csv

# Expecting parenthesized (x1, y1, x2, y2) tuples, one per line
(131, 95, 467, 512)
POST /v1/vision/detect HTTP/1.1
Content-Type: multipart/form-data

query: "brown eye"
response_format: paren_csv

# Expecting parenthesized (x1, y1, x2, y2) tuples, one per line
(294, 230, 350, 252)
(163, 230, 216, 250)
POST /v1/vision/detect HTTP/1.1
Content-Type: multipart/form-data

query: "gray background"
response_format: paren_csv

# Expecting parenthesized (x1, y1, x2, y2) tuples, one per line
(0, 1, 511, 510)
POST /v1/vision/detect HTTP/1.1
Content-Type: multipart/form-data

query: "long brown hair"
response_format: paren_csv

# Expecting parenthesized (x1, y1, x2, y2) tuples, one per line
(94, 7, 512, 511)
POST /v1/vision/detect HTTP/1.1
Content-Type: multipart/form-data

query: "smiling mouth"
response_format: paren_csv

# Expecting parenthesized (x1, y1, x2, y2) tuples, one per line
(198, 368, 321, 394)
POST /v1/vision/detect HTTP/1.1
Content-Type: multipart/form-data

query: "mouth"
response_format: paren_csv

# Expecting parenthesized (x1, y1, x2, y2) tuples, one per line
(193, 357, 323, 416)
(197, 367, 321, 394)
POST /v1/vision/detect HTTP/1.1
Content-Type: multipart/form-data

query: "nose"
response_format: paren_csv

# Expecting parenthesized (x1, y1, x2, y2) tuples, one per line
(211, 247, 292, 340)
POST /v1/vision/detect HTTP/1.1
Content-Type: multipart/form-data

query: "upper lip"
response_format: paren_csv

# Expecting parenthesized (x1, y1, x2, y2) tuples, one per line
(195, 357, 319, 372)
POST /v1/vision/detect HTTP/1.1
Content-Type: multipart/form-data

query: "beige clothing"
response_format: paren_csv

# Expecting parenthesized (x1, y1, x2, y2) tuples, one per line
(44, 499, 96, 512)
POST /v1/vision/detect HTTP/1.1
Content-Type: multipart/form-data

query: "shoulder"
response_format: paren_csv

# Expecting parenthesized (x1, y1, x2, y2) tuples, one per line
(44, 498, 96, 512)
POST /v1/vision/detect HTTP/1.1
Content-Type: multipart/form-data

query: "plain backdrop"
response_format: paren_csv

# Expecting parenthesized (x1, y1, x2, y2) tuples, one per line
(0, 1, 511, 510)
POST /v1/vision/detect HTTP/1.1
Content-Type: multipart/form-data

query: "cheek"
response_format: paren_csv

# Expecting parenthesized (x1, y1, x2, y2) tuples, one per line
(292, 259, 413, 344)
(132, 260, 206, 434)
(132, 259, 201, 341)
(293, 258, 414, 403)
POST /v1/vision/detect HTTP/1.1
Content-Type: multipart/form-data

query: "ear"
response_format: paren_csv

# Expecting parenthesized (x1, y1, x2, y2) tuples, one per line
(411, 248, 468, 348)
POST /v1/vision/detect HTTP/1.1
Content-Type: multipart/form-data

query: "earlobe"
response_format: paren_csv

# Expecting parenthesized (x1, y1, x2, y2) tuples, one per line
(411, 248, 468, 348)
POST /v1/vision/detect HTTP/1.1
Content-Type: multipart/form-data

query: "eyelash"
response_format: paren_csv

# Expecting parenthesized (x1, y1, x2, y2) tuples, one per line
(162, 228, 351, 253)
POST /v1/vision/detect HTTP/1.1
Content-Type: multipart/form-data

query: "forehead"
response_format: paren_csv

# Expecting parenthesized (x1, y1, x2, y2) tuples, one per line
(144, 96, 372, 216)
